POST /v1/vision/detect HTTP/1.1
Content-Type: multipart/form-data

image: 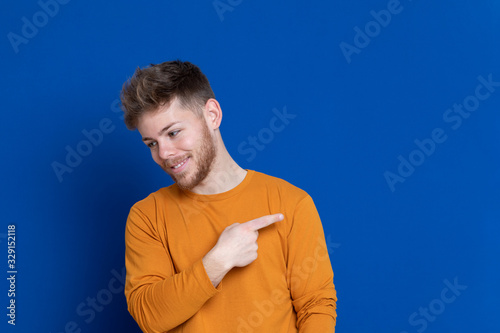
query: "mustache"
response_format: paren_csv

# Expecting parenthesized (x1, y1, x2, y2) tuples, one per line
(165, 155, 190, 168)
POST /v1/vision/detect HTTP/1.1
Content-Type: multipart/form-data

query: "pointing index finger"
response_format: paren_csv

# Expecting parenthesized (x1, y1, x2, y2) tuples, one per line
(244, 214, 284, 231)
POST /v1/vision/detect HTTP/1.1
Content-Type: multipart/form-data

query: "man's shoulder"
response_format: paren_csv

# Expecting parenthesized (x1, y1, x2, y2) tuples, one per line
(129, 183, 179, 212)
(250, 170, 309, 200)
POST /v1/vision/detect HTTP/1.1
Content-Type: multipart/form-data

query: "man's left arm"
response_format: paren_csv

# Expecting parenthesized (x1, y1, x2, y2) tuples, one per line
(287, 195, 337, 332)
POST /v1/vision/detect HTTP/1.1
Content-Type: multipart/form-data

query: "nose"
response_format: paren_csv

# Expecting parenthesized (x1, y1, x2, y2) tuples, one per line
(158, 140, 175, 160)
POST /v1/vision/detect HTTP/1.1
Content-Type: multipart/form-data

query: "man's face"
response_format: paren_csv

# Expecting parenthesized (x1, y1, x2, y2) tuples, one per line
(137, 99, 217, 190)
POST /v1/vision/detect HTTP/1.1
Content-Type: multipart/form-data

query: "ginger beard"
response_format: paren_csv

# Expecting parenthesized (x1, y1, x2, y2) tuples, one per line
(167, 122, 217, 190)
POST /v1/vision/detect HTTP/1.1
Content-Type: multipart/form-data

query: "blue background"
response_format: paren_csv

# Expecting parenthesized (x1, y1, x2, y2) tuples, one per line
(2, 0, 499, 332)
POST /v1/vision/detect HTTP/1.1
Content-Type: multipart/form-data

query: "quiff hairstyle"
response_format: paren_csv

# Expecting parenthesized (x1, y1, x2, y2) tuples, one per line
(120, 60, 215, 130)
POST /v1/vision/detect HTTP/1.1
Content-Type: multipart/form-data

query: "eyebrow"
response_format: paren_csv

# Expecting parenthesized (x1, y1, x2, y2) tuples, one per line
(142, 121, 181, 142)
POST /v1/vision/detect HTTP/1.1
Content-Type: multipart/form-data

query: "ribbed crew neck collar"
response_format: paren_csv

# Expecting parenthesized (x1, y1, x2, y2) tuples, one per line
(179, 170, 254, 202)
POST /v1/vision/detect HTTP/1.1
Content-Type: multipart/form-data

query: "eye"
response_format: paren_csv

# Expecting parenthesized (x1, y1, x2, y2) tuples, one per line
(169, 130, 180, 137)
(147, 141, 157, 148)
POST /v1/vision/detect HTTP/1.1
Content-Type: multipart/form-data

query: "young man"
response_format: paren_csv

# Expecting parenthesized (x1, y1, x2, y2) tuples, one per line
(120, 60, 337, 332)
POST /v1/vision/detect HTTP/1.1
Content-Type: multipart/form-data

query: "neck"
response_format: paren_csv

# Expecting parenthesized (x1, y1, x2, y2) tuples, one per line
(190, 146, 247, 195)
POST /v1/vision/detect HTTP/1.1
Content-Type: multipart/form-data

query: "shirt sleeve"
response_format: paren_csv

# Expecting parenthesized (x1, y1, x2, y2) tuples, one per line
(124, 205, 221, 333)
(287, 195, 337, 332)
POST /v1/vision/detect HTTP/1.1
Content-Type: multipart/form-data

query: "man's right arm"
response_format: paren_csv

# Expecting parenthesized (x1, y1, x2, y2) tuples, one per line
(125, 206, 283, 332)
(125, 206, 221, 333)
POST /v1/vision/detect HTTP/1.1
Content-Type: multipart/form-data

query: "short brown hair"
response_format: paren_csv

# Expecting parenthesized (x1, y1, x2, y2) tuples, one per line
(120, 60, 215, 130)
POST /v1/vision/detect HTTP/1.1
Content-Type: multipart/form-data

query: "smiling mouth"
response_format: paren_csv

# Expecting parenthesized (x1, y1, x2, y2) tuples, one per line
(170, 157, 189, 171)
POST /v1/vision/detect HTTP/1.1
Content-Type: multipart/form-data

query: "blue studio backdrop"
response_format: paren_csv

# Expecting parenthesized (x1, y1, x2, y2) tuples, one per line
(1, 0, 499, 332)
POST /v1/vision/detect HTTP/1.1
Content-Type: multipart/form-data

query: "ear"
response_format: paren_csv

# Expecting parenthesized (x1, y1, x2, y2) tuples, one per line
(203, 98, 222, 130)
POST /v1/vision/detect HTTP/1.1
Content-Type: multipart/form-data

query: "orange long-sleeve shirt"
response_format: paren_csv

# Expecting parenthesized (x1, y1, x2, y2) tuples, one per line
(124, 170, 337, 332)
